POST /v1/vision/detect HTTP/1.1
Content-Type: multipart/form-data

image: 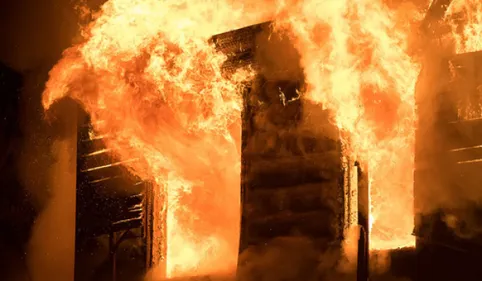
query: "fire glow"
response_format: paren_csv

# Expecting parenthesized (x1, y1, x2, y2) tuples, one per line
(41, 0, 482, 278)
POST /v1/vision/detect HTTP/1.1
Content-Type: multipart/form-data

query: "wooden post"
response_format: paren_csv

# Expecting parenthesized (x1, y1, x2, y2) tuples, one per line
(109, 232, 117, 281)
(148, 182, 168, 279)
(343, 156, 359, 236)
(356, 162, 369, 281)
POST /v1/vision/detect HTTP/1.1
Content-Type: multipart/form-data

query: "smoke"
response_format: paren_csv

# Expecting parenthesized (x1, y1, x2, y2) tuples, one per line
(19, 92, 80, 281)
(413, 1, 482, 242)
(147, 237, 342, 281)
(0, 1, 102, 280)
(146, 236, 416, 281)
(2, 0, 142, 280)
(237, 237, 344, 281)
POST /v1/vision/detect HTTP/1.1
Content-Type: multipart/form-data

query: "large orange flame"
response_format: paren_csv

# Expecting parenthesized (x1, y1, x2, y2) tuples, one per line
(42, 0, 482, 278)
(43, 1, 272, 277)
(276, 0, 422, 250)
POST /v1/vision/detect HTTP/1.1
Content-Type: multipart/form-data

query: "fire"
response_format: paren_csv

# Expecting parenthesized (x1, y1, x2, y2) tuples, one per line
(276, 0, 423, 249)
(42, 0, 482, 276)
(446, 0, 482, 54)
(43, 0, 272, 277)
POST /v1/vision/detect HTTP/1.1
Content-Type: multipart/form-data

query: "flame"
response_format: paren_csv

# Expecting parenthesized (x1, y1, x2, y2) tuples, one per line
(43, 0, 272, 277)
(276, 0, 423, 249)
(446, 0, 482, 53)
(42, 0, 471, 276)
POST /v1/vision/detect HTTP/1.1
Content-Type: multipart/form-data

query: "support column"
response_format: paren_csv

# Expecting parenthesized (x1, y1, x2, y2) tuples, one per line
(356, 162, 369, 281)
(148, 183, 168, 279)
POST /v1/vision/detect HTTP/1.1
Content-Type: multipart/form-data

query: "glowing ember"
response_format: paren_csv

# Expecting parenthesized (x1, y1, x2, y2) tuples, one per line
(42, 0, 482, 276)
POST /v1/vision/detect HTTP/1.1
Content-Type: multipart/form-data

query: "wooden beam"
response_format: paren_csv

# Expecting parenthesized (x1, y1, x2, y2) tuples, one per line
(356, 162, 369, 281)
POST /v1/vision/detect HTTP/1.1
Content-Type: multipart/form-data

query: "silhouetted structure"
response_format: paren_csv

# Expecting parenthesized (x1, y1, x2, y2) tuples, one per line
(211, 22, 359, 279)
(75, 110, 154, 281)
(0, 63, 34, 280)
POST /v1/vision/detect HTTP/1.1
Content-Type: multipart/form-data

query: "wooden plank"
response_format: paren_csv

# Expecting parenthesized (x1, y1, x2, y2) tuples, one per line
(443, 119, 482, 149)
(243, 130, 338, 158)
(77, 137, 108, 154)
(78, 150, 139, 175)
(83, 176, 144, 196)
(449, 145, 482, 163)
(245, 182, 339, 218)
(78, 159, 138, 180)
(245, 152, 341, 189)
(247, 210, 334, 240)
(78, 148, 113, 168)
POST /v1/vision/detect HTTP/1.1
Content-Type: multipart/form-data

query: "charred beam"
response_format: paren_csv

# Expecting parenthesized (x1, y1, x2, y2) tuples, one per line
(356, 162, 369, 281)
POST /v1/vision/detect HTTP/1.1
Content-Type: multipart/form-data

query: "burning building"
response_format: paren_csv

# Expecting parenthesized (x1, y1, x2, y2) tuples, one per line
(67, 21, 362, 281)
(37, 1, 482, 281)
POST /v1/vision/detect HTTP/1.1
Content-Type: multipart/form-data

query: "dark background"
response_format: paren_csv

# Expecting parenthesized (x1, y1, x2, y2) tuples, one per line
(0, 1, 94, 279)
